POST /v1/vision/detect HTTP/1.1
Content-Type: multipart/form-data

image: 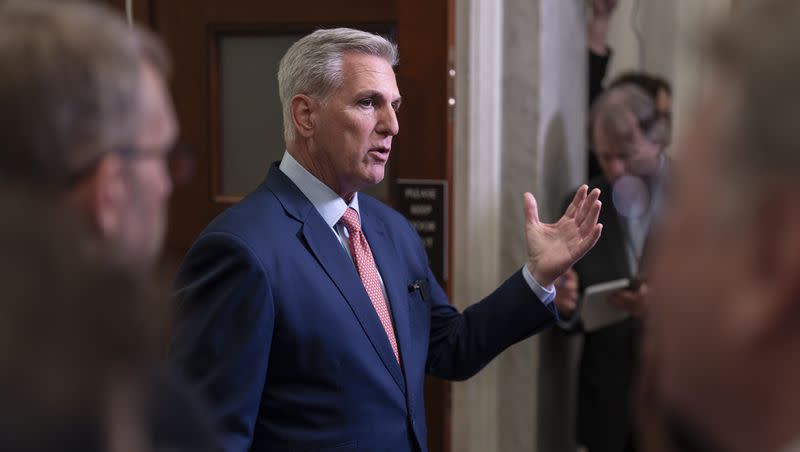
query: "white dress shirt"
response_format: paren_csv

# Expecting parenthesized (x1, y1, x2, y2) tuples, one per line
(278, 150, 556, 310)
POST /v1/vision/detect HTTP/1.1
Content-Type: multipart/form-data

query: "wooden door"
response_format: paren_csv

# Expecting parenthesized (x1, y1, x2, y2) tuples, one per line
(106, 1, 453, 450)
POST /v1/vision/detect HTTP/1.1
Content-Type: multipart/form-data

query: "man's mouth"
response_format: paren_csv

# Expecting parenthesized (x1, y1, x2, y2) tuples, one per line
(368, 146, 391, 161)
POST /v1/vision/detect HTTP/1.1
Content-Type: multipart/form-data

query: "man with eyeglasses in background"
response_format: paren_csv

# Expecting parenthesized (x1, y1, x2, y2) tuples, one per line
(554, 83, 671, 452)
(0, 1, 216, 450)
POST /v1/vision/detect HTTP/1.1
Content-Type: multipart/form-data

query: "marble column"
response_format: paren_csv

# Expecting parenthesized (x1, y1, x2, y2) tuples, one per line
(452, 0, 587, 450)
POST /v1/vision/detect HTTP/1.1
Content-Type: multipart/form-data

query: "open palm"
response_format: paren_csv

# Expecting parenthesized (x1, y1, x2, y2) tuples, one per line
(525, 185, 603, 287)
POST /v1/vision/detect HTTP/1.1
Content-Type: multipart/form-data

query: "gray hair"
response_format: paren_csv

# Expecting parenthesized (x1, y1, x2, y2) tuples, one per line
(277, 28, 398, 143)
(707, 0, 800, 187)
(0, 0, 171, 187)
(591, 84, 669, 148)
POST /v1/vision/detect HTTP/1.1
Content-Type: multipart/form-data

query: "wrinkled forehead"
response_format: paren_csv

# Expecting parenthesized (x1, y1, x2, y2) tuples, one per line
(337, 53, 399, 95)
(593, 111, 638, 150)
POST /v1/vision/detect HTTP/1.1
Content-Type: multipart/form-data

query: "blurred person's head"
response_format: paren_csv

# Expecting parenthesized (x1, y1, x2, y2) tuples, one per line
(278, 28, 400, 200)
(0, 0, 178, 267)
(591, 84, 669, 185)
(0, 190, 164, 452)
(609, 71, 672, 119)
(649, 1, 800, 451)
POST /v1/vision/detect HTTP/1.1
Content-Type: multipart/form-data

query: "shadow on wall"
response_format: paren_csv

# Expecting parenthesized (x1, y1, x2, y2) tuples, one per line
(539, 113, 581, 222)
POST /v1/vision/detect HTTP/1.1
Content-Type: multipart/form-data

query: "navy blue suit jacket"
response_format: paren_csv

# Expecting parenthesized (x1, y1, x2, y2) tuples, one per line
(169, 164, 557, 452)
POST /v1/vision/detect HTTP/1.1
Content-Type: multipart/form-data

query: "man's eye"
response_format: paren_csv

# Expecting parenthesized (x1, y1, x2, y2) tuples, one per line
(358, 98, 375, 108)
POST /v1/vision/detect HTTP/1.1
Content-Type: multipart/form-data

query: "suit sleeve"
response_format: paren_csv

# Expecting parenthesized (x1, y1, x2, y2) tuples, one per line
(168, 232, 275, 452)
(588, 48, 612, 107)
(415, 241, 556, 381)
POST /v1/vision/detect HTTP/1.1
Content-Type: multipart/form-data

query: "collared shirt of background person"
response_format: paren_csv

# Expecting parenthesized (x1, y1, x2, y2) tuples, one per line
(648, 1, 800, 452)
(168, 27, 604, 452)
(553, 84, 670, 452)
(0, 2, 218, 451)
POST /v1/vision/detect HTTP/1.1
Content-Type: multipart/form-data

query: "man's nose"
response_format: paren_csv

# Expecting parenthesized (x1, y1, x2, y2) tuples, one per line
(607, 159, 626, 182)
(376, 105, 399, 136)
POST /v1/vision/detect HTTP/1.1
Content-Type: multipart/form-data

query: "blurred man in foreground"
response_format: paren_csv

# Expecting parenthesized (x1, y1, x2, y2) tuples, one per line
(0, 0, 175, 270)
(0, 192, 162, 452)
(0, 1, 217, 450)
(649, 0, 800, 451)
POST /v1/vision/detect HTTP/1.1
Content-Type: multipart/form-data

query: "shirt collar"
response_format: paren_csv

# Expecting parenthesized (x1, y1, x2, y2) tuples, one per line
(278, 150, 360, 228)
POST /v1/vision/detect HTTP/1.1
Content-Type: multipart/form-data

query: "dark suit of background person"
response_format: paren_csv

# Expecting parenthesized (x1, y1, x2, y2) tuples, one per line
(566, 176, 638, 452)
(565, 163, 668, 452)
(556, 82, 670, 452)
(169, 155, 559, 452)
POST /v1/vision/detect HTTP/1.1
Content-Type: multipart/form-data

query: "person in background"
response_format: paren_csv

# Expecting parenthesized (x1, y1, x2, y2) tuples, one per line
(0, 1, 218, 450)
(588, 0, 619, 104)
(648, 1, 800, 451)
(609, 72, 673, 145)
(587, 0, 619, 180)
(586, 0, 674, 177)
(555, 83, 670, 452)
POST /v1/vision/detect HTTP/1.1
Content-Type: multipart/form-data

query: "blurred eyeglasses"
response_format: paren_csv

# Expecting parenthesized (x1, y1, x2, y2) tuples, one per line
(67, 142, 195, 188)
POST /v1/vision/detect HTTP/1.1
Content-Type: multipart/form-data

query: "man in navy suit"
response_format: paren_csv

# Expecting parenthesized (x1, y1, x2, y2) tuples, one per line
(169, 28, 603, 452)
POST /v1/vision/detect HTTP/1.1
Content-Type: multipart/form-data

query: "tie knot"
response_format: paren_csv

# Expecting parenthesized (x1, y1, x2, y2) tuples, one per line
(339, 207, 361, 233)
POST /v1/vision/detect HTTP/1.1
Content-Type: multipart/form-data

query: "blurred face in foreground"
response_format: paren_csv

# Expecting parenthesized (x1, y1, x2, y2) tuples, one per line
(649, 71, 800, 451)
(111, 61, 177, 265)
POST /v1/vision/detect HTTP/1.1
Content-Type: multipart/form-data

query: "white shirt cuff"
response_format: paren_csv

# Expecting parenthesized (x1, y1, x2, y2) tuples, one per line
(522, 265, 556, 305)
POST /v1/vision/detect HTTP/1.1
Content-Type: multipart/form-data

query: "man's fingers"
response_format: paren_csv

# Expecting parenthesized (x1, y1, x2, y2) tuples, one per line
(579, 199, 602, 236)
(564, 185, 588, 219)
(524, 192, 540, 225)
(575, 188, 600, 226)
(576, 223, 603, 259)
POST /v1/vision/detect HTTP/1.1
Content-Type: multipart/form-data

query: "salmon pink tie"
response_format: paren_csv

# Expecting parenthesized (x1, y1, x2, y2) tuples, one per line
(339, 207, 400, 363)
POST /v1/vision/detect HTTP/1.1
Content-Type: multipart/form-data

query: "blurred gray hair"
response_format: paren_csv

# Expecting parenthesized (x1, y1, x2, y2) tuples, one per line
(0, 0, 171, 187)
(591, 84, 669, 148)
(278, 28, 398, 143)
(707, 0, 800, 187)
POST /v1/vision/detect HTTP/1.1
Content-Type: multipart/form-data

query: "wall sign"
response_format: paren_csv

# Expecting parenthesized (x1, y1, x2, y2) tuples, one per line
(395, 179, 448, 283)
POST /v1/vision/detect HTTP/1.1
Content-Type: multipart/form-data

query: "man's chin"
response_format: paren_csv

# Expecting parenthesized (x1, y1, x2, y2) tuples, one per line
(363, 170, 386, 187)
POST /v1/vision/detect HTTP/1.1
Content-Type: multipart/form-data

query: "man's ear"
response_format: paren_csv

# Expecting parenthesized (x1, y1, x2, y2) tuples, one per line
(290, 94, 317, 139)
(81, 155, 127, 241)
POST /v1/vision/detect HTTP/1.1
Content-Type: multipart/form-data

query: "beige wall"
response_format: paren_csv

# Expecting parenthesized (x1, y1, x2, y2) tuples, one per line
(452, 0, 586, 450)
(604, 0, 732, 142)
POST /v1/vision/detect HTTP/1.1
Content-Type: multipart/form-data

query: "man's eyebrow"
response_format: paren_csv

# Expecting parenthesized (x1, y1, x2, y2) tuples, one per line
(355, 90, 402, 104)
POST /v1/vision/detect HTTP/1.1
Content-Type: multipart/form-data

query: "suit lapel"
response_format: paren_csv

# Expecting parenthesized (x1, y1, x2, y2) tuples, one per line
(361, 210, 414, 390)
(267, 166, 405, 393)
